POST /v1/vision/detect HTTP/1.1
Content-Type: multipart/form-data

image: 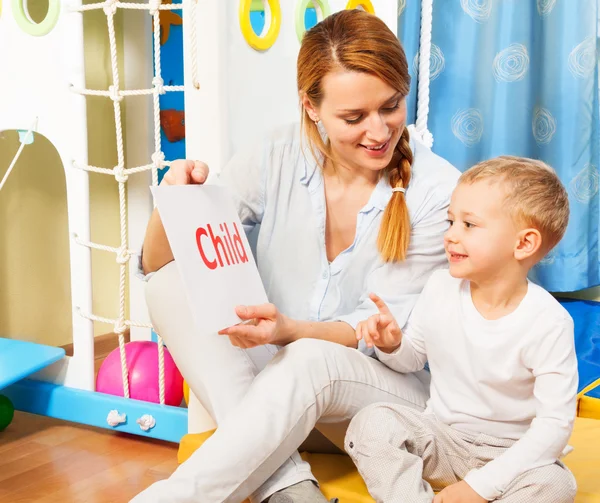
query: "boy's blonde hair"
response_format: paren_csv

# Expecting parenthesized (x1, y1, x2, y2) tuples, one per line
(459, 156, 570, 253)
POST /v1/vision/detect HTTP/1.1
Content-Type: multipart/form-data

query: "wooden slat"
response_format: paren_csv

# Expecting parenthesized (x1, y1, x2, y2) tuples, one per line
(0, 411, 178, 503)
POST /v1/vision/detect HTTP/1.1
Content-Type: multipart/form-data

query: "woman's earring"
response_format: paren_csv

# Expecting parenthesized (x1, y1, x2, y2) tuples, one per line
(315, 119, 327, 140)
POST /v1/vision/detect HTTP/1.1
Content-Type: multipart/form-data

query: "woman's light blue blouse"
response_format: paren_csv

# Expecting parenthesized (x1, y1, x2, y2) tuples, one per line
(217, 124, 460, 354)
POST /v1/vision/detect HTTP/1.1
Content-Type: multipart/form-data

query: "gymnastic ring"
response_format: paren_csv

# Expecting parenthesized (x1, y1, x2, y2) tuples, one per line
(345, 0, 375, 15)
(239, 0, 281, 52)
(295, 0, 331, 43)
(12, 0, 60, 36)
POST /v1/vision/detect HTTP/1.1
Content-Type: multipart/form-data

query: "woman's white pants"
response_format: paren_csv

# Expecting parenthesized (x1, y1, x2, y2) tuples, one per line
(131, 262, 430, 503)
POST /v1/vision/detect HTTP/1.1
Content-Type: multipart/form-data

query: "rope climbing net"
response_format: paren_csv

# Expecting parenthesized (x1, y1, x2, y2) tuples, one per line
(67, 0, 198, 404)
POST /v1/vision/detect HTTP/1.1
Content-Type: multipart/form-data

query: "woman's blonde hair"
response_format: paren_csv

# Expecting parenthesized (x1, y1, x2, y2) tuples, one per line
(297, 9, 413, 262)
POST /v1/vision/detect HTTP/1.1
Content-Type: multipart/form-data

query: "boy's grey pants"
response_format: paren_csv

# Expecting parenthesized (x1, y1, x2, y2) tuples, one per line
(345, 403, 577, 503)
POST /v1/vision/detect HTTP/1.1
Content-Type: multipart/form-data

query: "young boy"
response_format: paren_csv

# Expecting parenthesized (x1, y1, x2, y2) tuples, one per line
(346, 156, 578, 503)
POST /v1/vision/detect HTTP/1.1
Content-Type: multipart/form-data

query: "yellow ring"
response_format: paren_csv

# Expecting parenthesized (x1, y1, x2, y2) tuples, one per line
(239, 0, 281, 52)
(345, 0, 375, 14)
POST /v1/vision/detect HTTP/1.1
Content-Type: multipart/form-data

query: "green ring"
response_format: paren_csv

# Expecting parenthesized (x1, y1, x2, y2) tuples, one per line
(12, 0, 60, 37)
(295, 0, 331, 43)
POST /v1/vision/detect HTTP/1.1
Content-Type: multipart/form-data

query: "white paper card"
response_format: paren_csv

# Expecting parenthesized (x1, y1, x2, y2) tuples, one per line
(151, 184, 268, 334)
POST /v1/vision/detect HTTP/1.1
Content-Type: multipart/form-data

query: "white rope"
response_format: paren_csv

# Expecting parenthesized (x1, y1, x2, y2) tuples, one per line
(101, 0, 132, 399)
(75, 307, 153, 330)
(151, 0, 167, 404)
(158, 336, 166, 405)
(69, 0, 197, 405)
(0, 118, 38, 193)
(107, 409, 127, 427)
(152, 3, 163, 191)
(73, 234, 137, 257)
(190, 0, 200, 89)
(72, 161, 115, 176)
(71, 85, 184, 97)
(72, 159, 172, 176)
(136, 414, 156, 431)
(415, 0, 434, 148)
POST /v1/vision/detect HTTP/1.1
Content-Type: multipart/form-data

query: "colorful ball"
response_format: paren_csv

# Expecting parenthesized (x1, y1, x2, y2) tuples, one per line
(0, 395, 14, 431)
(96, 341, 184, 406)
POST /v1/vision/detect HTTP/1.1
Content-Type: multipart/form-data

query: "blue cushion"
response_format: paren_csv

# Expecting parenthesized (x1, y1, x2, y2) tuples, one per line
(558, 298, 600, 398)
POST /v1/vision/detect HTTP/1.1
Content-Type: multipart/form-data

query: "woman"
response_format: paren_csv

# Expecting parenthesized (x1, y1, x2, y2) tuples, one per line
(135, 9, 459, 503)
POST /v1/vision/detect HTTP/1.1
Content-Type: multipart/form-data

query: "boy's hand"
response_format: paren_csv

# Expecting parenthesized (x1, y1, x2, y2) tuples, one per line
(355, 293, 402, 353)
(433, 481, 487, 503)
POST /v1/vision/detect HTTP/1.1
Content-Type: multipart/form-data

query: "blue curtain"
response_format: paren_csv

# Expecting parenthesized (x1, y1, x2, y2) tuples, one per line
(399, 1, 599, 292)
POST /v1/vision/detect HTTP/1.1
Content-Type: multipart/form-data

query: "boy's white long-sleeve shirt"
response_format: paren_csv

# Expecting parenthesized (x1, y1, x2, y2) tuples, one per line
(376, 269, 578, 501)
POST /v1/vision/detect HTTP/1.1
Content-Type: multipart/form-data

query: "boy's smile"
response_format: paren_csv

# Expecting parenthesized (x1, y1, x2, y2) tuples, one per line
(447, 251, 468, 263)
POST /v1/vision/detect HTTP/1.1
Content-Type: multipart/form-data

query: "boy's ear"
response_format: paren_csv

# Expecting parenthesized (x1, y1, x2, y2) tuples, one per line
(515, 228, 542, 261)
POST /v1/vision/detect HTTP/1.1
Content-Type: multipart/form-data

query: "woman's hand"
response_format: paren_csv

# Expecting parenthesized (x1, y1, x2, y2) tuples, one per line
(218, 303, 294, 348)
(161, 159, 209, 186)
(433, 481, 487, 503)
(355, 293, 402, 353)
(141, 160, 209, 274)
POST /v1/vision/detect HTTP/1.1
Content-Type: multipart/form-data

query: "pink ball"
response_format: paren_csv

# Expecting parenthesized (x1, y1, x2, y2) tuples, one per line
(96, 341, 184, 406)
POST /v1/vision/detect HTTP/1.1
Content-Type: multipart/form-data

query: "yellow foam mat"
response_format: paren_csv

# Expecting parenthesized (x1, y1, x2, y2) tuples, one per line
(178, 428, 215, 465)
(564, 417, 600, 502)
(579, 396, 600, 420)
(299, 452, 373, 502)
(179, 417, 600, 502)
